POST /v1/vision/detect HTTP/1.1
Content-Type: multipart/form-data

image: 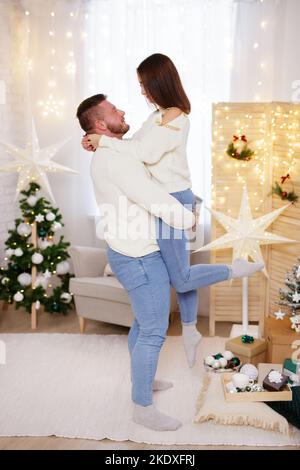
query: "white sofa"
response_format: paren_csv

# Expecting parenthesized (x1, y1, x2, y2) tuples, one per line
(69, 245, 178, 333)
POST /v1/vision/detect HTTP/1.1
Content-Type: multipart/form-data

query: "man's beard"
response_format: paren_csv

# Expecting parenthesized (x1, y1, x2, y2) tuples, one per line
(106, 121, 130, 137)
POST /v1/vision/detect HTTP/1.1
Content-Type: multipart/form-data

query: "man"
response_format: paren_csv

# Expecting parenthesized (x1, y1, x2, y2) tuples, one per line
(76, 94, 195, 431)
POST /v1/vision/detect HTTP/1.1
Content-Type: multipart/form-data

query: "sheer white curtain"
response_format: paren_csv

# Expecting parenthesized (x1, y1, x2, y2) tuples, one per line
(85, 0, 235, 230)
(231, 0, 300, 102)
(0, 0, 99, 248)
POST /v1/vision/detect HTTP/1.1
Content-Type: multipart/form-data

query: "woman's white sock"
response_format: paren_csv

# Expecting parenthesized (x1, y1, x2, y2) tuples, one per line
(133, 403, 182, 431)
(182, 323, 202, 368)
(230, 258, 264, 279)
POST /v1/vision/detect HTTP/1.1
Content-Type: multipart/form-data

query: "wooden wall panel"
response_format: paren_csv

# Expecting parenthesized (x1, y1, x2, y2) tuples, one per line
(210, 102, 300, 336)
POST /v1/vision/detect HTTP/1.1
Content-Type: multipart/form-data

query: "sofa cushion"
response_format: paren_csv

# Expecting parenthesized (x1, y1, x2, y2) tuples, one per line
(70, 276, 130, 304)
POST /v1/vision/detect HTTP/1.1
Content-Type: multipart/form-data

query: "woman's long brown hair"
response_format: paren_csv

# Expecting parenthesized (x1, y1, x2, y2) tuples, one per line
(137, 53, 191, 114)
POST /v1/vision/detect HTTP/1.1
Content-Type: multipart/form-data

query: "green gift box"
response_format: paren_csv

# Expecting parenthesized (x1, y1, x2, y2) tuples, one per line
(283, 358, 300, 377)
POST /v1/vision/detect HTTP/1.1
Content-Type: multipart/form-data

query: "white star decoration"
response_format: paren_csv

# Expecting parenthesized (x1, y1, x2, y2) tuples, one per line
(0, 120, 78, 203)
(293, 292, 300, 303)
(194, 187, 297, 277)
(35, 214, 45, 223)
(274, 309, 286, 320)
(43, 270, 52, 279)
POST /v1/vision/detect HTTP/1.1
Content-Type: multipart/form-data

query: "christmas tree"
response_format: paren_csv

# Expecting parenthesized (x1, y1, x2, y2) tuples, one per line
(276, 256, 300, 333)
(0, 182, 74, 326)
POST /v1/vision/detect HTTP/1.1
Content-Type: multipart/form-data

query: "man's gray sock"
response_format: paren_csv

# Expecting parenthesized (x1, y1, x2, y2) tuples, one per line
(133, 403, 182, 431)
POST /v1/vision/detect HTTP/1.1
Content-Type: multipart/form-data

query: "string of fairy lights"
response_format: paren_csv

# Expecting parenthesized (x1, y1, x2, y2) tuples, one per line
(24, 7, 89, 118)
(211, 104, 300, 213)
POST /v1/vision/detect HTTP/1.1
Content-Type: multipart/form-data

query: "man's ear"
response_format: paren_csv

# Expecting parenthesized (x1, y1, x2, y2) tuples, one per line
(94, 119, 107, 132)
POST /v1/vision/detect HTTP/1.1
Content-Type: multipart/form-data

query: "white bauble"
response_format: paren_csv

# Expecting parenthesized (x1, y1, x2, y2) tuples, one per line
(46, 212, 56, 222)
(35, 300, 41, 310)
(14, 291, 24, 302)
(1, 277, 10, 285)
(204, 355, 215, 366)
(223, 350, 234, 361)
(14, 248, 24, 257)
(240, 364, 259, 381)
(17, 223, 32, 237)
(60, 292, 72, 303)
(31, 253, 44, 264)
(219, 357, 228, 368)
(27, 195, 38, 207)
(34, 276, 47, 289)
(52, 221, 62, 232)
(56, 261, 70, 275)
(212, 360, 221, 369)
(5, 248, 14, 257)
(17, 272, 32, 286)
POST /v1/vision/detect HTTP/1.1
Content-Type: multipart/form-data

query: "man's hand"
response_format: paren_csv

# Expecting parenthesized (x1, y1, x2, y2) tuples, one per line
(81, 134, 101, 152)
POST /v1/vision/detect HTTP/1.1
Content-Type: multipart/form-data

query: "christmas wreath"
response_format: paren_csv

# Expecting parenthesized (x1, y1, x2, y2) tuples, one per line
(269, 174, 298, 203)
(226, 135, 254, 161)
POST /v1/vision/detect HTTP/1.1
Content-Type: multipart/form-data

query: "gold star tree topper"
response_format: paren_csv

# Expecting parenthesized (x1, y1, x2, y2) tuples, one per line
(194, 187, 297, 277)
(0, 120, 78, 203)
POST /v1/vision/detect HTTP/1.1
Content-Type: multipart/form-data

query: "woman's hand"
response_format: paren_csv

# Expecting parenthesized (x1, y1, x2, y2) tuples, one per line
(192, 206, 199, 232)
(81, 134, 101, 152)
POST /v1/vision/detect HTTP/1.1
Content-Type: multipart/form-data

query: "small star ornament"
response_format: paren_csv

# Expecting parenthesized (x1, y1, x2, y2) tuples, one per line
(274, 309, 286, 320)
(35, 214, 45, 223)
(0, 119, 78, 203)
(43, 269, 52, 279)
(292, 292, 300, 303)
(194, 187, 297, 276)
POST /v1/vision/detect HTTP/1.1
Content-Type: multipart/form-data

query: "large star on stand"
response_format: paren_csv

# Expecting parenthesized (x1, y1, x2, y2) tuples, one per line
(0, 120, 78, 203)
(194, 187, 297, 277)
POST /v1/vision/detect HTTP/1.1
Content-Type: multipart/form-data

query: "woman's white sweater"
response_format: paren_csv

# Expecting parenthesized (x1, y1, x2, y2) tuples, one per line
(100, 110, 192, 193)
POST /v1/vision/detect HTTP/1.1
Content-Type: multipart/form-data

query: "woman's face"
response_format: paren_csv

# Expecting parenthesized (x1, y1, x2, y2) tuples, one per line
(137, 73, 154, 103)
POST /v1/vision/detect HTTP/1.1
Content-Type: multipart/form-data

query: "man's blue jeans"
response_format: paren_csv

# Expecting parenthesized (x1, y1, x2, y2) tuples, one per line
(107, 248, 170, 406)
(157, 189, 231, 325)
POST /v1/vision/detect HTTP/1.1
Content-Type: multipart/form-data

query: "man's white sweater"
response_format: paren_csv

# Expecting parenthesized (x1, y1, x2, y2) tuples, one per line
(100, 110, 192, 193)
(90, 148, 194, 257)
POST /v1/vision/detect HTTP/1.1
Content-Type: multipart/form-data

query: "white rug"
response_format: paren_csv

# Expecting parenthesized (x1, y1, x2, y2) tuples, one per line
(0, 333, 300, 447)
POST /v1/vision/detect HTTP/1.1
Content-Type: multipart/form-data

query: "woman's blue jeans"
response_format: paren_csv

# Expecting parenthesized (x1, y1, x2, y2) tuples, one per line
(157, 189, 231, 325)
(107, 248, 170, 406)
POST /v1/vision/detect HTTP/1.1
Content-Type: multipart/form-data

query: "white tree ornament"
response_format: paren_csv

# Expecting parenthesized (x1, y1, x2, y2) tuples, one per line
(17, 273, 32, 287)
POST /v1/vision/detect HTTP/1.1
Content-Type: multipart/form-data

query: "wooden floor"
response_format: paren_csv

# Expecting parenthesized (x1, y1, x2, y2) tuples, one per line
(0, 305, 297, 451)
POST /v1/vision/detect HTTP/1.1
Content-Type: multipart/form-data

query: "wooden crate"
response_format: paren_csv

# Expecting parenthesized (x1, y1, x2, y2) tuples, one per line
(210, 102, 300, 336)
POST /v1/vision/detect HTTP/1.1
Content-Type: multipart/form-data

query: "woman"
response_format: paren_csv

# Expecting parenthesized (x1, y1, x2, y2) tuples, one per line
(82, 53, 263, 367)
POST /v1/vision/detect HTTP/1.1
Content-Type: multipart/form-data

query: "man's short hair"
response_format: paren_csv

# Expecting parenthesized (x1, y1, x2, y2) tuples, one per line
(76, 94, 107, 132)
